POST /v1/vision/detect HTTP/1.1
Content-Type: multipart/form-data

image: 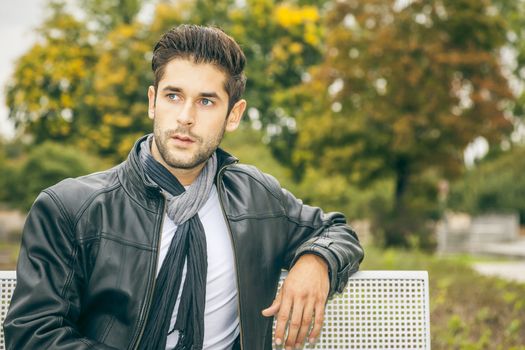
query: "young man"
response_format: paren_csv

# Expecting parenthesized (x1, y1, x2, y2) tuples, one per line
(4, 25, 363, 350)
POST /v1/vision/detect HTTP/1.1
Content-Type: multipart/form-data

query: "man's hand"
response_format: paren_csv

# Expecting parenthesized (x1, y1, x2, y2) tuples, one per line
(261, 254, 330, 349)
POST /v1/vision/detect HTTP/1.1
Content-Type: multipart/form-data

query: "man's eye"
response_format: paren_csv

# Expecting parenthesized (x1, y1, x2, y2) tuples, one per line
(201, 98, 213, 106)
(167, 94, 180, 101)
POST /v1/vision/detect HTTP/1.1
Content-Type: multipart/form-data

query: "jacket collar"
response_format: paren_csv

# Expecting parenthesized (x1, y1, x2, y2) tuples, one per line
(118, 134, 238, 209)
(215, 147, 239, 175)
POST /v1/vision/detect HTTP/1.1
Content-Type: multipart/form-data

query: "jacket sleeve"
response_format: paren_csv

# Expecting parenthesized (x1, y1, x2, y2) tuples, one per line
(280, 188, 364, 297)
(3, 191, 117, 350)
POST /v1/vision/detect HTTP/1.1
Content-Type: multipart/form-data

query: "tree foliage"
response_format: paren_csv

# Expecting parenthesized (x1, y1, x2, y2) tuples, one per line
(449, 144, 525, 223)
(5, 2, 97, 144)
(79, 0, 146, 35)
(494, 0, 525, 123)
(83, 23, 152, 159)
(4, 0, 525, 249)
(292, 0, 514, 246)
(5, 0, 326, 162)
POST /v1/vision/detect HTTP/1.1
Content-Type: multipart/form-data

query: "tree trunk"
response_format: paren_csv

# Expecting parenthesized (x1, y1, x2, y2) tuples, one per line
(384, 158, 410, 247)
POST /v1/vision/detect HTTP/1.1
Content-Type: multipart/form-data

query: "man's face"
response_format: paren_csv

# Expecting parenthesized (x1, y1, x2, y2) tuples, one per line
(148, 58, 245, 171)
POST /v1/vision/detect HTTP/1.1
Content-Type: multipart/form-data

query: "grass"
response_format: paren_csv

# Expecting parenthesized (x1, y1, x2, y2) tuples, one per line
(361, 246, 525, 350)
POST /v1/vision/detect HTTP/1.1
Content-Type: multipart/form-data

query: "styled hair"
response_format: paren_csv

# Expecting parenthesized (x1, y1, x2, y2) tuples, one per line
(152, 24, 247, 112)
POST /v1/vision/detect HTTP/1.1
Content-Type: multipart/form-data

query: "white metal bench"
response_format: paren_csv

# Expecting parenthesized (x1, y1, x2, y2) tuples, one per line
(0, 270, 430, 349)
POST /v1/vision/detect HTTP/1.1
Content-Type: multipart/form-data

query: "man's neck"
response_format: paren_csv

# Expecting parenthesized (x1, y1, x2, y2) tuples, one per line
(150, 142, 205, 186)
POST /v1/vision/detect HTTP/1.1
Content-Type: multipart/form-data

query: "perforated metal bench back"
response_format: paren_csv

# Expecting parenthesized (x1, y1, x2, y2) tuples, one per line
(273, 270, 431, 349)
(0, 271, 430, 349)
(0, 271, 16, 350)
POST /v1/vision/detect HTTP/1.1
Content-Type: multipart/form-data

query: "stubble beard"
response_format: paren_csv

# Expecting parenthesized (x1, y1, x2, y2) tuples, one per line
(153, 120, 227, 170)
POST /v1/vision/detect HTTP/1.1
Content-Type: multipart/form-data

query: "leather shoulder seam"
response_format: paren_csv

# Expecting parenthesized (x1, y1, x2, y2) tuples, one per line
(72, 183, 122, 233)
(284, 215, 317, 230)
(41, 189, 75, 236)
(40, 191, 81, 305)
(224, 165, 285, 207)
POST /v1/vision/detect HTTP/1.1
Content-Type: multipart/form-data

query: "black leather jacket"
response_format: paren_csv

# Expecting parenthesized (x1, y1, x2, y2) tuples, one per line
(4, 136, 364, 350)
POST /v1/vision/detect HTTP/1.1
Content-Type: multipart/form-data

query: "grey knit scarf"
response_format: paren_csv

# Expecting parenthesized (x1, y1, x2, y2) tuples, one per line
(138, 135, 217, 350)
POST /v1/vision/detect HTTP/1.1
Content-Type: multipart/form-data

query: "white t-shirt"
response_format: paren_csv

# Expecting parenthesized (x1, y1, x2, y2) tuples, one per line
(156, 185, 240, 350)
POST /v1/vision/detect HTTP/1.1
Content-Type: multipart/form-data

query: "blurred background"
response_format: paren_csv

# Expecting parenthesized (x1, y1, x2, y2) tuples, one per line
(1, 0, 525, 348)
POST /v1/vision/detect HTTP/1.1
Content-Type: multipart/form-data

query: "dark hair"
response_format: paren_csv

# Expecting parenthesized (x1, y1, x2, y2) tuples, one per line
(152, 24, 247, 112)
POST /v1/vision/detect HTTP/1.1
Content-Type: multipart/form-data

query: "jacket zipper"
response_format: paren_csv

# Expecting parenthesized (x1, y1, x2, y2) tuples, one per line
(130, 194, 166, 350)
(217, 164, 244, 350)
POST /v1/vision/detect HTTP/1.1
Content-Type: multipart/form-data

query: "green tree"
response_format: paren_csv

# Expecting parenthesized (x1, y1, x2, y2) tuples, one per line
(83, 22, 153, 159)
(6, 0, 154, 160)
(227, 0, 325, 164)
(494, 0, 525, 124)
(5, 1, 97, 144)
(293, 0, 514, 246)
(6, 0, 327, 162)
(78, 0, 146, 35)
(449, 144, 525, 223)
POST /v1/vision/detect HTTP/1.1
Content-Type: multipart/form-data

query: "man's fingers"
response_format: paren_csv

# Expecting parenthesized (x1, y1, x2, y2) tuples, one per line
(268, 254, 330, 347)
(284, 298, 305, 349)
(273, 293, 293, 346)
(295, 301, 314, 348)
(262, 290, 282, 317)
(308, 301, 326, 343)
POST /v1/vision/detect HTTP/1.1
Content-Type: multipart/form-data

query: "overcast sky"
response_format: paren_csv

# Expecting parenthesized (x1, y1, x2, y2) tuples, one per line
(0, 0, 49, 138)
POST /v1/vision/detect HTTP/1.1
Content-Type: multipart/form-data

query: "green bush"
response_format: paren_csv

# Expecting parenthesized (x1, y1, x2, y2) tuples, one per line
(449, 145, 525, 224)
(1, 141, 110, 211)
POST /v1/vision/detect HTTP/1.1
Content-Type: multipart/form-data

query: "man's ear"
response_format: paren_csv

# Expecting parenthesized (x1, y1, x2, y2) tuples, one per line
(148, 86, 156, 120)
(225, 99, 247, 132)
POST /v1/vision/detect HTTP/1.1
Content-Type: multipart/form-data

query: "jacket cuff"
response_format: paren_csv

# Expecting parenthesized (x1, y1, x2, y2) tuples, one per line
(291, 237, 344, 297)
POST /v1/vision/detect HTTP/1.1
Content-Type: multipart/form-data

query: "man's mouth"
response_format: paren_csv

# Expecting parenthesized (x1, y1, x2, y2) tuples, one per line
(171, 134, 195, 144)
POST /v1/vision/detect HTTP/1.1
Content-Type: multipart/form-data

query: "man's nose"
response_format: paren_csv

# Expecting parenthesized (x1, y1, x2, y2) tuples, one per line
(176, 101, 195, 126)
